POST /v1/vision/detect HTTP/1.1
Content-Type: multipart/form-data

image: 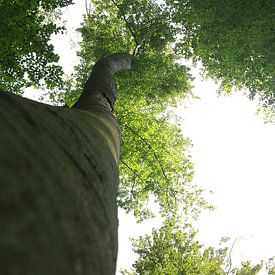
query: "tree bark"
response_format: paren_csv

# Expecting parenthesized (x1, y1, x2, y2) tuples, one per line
(0, 53, 132, 275)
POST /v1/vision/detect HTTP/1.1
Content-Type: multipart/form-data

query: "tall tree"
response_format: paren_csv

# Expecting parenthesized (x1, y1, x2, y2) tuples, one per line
(66, 0, 210, 222)
(0, 1, 209, 273)
(1, 0, 273, 273)
(0, 53, 132, 274)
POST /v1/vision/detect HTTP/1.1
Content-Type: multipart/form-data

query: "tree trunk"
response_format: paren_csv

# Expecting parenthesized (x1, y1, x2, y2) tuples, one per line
(0, 53, 132, 275)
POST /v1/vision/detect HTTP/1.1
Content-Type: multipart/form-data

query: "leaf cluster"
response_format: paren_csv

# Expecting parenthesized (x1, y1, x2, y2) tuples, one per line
(0, 0, 73, 93)
(166, 0, 275, 121)
(122, 219, 273, 275)
(129, 219, 227, 274)
(117, 96, 208, 220)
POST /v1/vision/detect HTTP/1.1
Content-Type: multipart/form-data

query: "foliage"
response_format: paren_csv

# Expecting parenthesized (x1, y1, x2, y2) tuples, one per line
(75, 0, 275, 121)
(0, 0, 73, 93)
(231, 261, 263, 275)
(68, 0, 275, 221)
(3, 0, 273, 221)
(2, 0, 274, 272)
(66, 0, 212, 221)
(120, 219, 272, 275)
(166, 0, 275, 121)
(265, 257, 275, 275)
(63, 0, 275, 223)
(117, 95, 210, 221)
(131, 220, 226, 274)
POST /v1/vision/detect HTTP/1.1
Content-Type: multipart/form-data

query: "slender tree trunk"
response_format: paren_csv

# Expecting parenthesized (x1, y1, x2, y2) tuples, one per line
(0, 53, 132, 275)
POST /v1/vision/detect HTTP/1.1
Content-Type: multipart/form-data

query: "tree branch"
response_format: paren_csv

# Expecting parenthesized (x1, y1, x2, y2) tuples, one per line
(110, 0, 140, 46)
(85, 0, 91, 15)
(75, 53, 132, 110)
(124, 125, 170, 185)
(120, 159, 147, 187)
(227, 237, 238, 274)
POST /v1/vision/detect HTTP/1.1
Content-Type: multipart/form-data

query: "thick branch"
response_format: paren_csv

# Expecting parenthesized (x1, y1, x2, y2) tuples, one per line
(76, 53, 132, 111)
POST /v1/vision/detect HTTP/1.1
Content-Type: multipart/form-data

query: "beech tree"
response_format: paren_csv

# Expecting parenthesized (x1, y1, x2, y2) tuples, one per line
(1, 0, 274, 274)
(1, 1, 202, 273)
(0, 53, 132, 274)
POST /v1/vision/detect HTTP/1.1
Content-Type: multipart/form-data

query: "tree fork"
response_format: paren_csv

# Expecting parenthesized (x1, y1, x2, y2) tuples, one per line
(0, 53, 132, 275)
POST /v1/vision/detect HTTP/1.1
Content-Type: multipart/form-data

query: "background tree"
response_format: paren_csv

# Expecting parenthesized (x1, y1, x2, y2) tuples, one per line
(120, 219, 272, 275)
(0, 0, 73, 93)
(166, 0, 275, 121)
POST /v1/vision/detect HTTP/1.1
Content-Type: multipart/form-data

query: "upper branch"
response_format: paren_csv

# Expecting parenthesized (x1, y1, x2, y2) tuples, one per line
(125, 125, 170, 185)
(76, 53, 132, 111)
(110, 0, 140, 46)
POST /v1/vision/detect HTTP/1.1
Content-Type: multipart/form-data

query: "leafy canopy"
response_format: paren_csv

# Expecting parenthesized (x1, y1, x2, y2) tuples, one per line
(2, 0, 274, 272)
(68, 0, 209, 221)
(121, 219, 273, 275)
(2, 0, 273, 117)
(166, 0, 275, 121)
(0, 0, 73, 93)
(66, 0, 275, 221)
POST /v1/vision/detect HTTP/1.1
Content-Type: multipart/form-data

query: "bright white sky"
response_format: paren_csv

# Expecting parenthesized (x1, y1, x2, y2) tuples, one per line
(180, 69, 275, 273)
(24, 2, 275, 274)
(117, 70, 275, 274)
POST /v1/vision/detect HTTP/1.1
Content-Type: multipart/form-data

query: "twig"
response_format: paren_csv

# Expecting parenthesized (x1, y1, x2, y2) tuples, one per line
(132, 21, 159, 56)
(85, 0, 91, 15)
(124, 125, 170, 185)
(120, 159, 147, 187)
(227, 237, 238, 274)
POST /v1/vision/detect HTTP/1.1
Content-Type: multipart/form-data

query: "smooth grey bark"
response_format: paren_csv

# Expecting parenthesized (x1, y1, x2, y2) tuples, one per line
(0, 53, 132, 275)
